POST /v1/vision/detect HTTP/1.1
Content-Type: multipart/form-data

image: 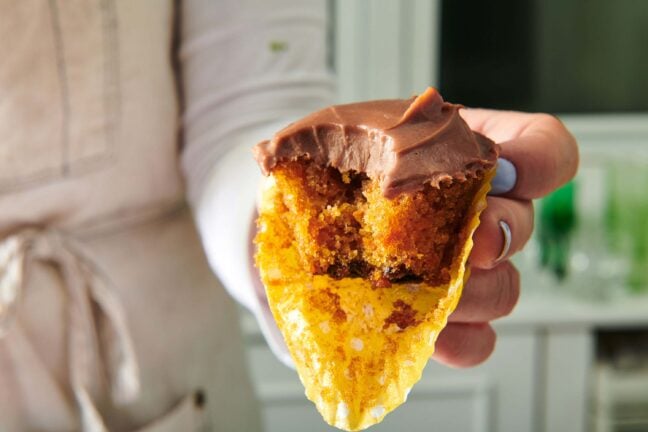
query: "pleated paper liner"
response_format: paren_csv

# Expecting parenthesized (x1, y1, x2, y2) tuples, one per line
(255, 168, 494, 431)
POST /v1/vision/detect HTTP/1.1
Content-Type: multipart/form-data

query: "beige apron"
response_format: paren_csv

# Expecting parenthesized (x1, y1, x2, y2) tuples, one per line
(0, 1, 259, 430)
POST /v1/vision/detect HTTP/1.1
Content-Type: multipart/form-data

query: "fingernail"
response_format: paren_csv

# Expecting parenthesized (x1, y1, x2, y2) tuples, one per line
(495, 220, 512, 263)
(490, 158, 517, 195)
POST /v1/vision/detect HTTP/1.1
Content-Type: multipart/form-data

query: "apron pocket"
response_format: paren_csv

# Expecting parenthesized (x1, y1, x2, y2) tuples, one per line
(135, 390, 208, 432)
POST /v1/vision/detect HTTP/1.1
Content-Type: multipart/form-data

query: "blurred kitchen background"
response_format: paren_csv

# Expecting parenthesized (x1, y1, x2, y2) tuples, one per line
(240, 1, 648, 431)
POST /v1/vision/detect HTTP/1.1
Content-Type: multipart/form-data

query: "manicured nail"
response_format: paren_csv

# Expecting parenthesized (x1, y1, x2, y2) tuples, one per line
(490, 158, 517, 195)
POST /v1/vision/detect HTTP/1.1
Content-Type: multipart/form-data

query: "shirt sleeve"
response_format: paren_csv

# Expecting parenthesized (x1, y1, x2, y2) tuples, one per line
(179, 0, 335, 366)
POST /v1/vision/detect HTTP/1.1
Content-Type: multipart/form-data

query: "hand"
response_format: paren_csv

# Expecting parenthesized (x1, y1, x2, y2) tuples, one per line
(432, 109, 579, 368)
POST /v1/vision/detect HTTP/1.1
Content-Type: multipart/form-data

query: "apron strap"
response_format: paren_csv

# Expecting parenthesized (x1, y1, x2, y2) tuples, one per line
(0, 230, 141, 432)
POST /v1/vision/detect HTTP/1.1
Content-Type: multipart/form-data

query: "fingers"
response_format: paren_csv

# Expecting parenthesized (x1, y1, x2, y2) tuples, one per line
(432, 323, 496, 368)
(432, 263, 520, 367)
(450, 262, 520, 323)
(470, 196, 534, 269)
(461, 108, 579, 200)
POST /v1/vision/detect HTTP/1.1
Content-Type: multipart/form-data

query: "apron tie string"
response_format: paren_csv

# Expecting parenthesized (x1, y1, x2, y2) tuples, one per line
(0, 229, 140, 432)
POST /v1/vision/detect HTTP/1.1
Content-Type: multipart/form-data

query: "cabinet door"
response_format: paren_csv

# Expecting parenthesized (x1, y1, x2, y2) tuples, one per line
(245, 329, 538, 432)
(544, 329, 592, 432)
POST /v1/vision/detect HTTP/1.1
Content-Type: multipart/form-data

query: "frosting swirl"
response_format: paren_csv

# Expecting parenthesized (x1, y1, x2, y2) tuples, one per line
(253, 88, 498, 198)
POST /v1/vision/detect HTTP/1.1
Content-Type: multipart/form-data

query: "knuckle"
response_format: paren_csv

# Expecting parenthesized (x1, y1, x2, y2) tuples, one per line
(435, 324, 497, 368)
(510, 200, 534, 254)
(472, 325, 497, 366)
(494, 262, 520, 317)
(542, 112, 564, 127)
(445, 327, 471, 360)
(518, 201, 535, 248)
(438, 326, 474, 365)
(537, 113, 567, 136)
(565, 135, 580, 181)
(527, 201, 535, 231)
(539, 113, 580, 184)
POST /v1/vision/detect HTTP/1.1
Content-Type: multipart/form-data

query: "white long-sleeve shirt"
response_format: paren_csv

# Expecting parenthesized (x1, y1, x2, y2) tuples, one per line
(180, 0, 335, 365)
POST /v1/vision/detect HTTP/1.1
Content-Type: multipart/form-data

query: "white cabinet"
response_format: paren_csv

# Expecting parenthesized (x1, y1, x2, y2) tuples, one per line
(543, 327, 593, 432)
(333, 0, 441, 104)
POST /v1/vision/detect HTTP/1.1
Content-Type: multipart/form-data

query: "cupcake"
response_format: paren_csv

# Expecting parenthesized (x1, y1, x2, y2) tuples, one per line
(254, 87, 498, 431)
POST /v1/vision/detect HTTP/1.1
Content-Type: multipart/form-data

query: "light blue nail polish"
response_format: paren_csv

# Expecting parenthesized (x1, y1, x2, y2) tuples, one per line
(490, 158, 517, 195)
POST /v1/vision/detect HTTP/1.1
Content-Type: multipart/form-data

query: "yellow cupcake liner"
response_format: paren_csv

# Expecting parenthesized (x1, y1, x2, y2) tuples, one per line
(255, 168, 494, 431)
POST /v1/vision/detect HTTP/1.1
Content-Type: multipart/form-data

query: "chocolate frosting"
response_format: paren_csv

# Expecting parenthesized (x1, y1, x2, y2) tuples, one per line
(253, 88, 498, 198)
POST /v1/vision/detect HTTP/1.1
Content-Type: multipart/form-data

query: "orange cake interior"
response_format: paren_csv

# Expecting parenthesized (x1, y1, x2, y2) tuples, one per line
(271, 159, 486, 288)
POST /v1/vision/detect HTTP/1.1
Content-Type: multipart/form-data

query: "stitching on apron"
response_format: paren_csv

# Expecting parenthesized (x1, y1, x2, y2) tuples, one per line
(101, 0, 121, 161)
(0, 0, 120, 194)
(48, 0, 71, 175)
